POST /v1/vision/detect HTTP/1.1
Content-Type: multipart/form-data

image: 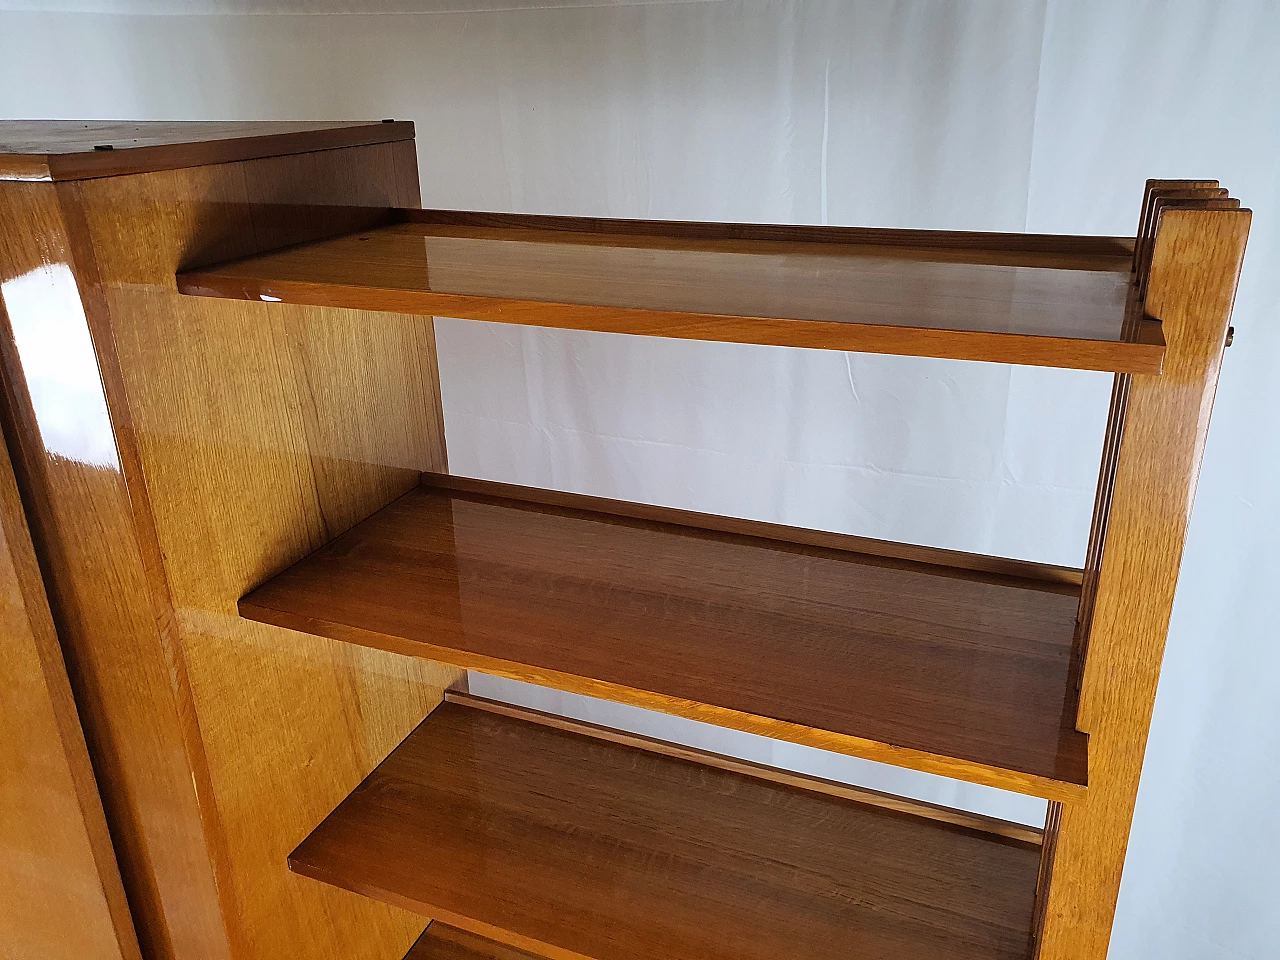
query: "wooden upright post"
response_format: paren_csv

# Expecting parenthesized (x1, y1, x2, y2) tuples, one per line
(1037, 205, 1250, 958)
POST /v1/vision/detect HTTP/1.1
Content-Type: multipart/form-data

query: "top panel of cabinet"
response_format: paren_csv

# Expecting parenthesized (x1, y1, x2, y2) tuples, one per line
(0, 120, 415, 181)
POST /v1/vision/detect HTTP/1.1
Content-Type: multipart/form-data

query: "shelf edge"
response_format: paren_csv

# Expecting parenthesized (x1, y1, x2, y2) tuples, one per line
(176, 272, 1165, 374)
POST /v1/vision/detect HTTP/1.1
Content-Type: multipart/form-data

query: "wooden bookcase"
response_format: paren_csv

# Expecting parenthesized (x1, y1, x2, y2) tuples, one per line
(0, 122, 1249, 960)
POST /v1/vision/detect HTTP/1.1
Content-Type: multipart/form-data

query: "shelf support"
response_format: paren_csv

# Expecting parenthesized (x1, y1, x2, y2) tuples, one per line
(1038, 204, 1250, 959)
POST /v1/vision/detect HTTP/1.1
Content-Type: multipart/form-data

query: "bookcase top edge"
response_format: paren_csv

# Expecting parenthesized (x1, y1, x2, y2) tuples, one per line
(0, 119, 415, 181)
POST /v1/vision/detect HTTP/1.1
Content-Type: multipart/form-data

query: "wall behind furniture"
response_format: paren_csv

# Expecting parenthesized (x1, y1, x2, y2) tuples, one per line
(1, 1, 1276, 957)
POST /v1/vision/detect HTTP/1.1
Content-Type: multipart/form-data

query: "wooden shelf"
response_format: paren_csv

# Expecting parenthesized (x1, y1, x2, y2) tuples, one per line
(291, 694, 1043, 960)
(406, 923, 544, 960)
(240, 474, 1088, 800)
(177, 209, 1162, 373)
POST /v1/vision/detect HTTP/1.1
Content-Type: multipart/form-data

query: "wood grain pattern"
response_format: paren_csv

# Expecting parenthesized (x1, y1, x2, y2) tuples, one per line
(1030, 802, 1063, 958)
(71, 143, 460, 960)
(406, 924, 546, 960)
(6, 140, 1244, 960)
(0, 178, 234, 960)
(0, 120, 415, 182)
(1073, 182, 1230, 677)
(177, 216, 1165, 373)
(241, 477, 1089, 800)
(426, 472, 1082, 585)
(1038, 207, 1251, 959)
(0, 375, 142, 960)
(1137, 189, 1236, 299)
(449, 690, 1044, 845)
(1131, 181, 1218, 275)
(411, 208, 1136, 264)
(1071, 370, 1130, 681)
(291, 699, 1043, 960)
(0, 138, 460, 960)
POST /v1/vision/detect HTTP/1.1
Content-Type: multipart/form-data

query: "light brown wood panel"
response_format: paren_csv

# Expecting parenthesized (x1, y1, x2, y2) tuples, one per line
(65, 143, 461, 960)
(292, 699, 1043, 960)
(177, 216, 1165, 373)
(0, 137, 459, 960)
(0, 120, 415, 182)
(1038, 208, 1251, 959)
(0, 369, 141, 960)
(1131, 181, 1218, 274)
(241, 477, 1088, 801)
(1072, 182, 1230, 677)
(0, 178, 234, 960)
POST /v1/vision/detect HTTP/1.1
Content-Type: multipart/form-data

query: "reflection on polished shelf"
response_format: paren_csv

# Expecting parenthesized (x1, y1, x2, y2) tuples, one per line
(178, 208, 1164, 372)
(240, 473, 1089, 799)
(0, 123, 1249, 960)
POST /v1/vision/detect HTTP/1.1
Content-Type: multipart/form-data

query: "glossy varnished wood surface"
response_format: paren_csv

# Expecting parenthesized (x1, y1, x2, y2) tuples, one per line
(0, 120, 415, 181)
(1038, 201, 1250, 959)
(0, 394, 141, 960)
(1071, 184, 1226, 677)
(291, 699, 1043, 960)
(451, 690, 1044, 845)
(242, 477, 1089, 799)
(178, 214, 1164, 372)
(429, 472, 1083, 586)
(0, 178, 233, 960)
(409, 209, 1137, 265)
(0, 138, 457, 960)
(69, 141, 458, 960)
(406, 924, 546, 960)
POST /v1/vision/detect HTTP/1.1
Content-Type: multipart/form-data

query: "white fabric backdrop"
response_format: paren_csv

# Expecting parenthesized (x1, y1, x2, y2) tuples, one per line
(2, 2, 1276, 955)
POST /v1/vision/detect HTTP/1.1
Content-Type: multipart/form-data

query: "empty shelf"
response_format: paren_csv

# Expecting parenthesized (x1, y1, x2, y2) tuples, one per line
(240, 475, 1088, 799)
(291, 696, 1043, 960)
(178, 210, 1161, 373)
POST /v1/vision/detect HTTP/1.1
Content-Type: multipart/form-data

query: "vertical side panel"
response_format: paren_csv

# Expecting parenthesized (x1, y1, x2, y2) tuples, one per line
(0, 180, 233, 960)
(0, 343, 141, 960)
(71, 142, 461, 960)
(1039, 208, 1250, 960)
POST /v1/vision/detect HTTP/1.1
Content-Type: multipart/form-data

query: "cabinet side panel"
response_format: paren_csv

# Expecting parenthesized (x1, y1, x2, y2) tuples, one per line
(0, 176, 235, 960)
(71, 143, 459, 960)
(0, 179, 234, 960)
(0, 322, 142, 960)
